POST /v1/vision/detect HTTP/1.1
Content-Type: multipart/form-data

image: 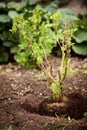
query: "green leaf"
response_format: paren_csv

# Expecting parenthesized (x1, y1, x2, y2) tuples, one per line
(23, 12, 33, 19)
(10, 46, 18, 53)
(44, 0, 59, 13)
(50, 82, 61, 100)
(72, 43, 87, 55)
(8, 10, 19, 19)
(58, 8, 78, 22)
(73, 30, 87, 43)
(0, 2, 6, 9)
(0, 14, 10, 23)
(14, 53, 26, 65)
(7, 1, 26, 11)
(3, 41, 13, 47)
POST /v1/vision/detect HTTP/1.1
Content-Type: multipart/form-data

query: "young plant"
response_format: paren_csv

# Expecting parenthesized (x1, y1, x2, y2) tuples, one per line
(45, 27, 75, 101)
(52, 22, 76, 101)
(39, 11, 76, 101)
(12, 6, 76, 100)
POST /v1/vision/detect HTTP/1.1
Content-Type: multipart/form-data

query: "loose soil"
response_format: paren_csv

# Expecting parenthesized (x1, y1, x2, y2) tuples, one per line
(0, 56, 87, 130)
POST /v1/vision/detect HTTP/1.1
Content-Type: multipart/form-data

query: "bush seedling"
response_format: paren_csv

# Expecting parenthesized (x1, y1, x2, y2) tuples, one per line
(39, 10, 77, 100)
(12, 7, 76, 101)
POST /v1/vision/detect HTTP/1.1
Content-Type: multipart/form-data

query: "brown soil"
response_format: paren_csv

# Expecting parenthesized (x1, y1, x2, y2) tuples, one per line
(0, 56, 87, 130)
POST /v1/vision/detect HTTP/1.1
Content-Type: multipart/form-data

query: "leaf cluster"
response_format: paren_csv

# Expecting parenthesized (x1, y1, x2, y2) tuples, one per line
(12, 5, 59, 68)
(11, 5, 78, 69)
(0, 0, 38, 63)
(51, 7, 87, 56)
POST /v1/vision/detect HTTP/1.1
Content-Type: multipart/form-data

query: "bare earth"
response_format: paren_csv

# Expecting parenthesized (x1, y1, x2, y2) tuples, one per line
(0, 56, 87, 130)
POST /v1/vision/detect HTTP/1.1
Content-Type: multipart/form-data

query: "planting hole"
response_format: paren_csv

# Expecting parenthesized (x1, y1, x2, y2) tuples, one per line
(21, 93, 87, 119)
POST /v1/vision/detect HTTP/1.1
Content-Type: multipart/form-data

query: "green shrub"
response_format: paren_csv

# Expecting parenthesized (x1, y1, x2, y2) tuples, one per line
(12, 5, 59, 68)
(12, 4, 76, 99)
(0, 0, 38, 63)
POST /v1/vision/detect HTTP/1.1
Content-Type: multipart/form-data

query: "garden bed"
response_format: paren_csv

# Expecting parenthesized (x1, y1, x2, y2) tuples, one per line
(0, 56, 87, 130)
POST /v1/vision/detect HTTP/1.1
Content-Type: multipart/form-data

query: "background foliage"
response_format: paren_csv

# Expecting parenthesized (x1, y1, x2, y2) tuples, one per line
(0, 0, 37, 63)
(0, 0, 87, 67)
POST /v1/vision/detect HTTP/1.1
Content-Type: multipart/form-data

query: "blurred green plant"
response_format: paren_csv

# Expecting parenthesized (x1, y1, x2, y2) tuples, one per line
(11, 5, 58, 68)
(0, 0, 38, 63)
(72, 14, 87, 56)
(51, 8, 87, 56)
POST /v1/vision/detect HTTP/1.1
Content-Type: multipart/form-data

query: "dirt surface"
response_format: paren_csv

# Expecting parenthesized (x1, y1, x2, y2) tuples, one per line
(0, 56, 87, 130)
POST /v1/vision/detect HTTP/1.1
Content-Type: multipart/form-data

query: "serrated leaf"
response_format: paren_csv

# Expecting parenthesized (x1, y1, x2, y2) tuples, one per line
(0, 14, 10, 23)
(8, 10, 19, 19)
(72, 43, 87, 55)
